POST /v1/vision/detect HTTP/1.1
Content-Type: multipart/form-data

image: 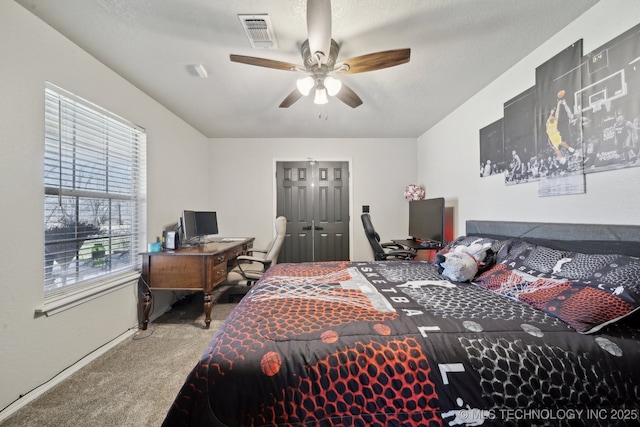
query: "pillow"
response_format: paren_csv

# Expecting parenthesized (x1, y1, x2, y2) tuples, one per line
(474, 239, 640, 334)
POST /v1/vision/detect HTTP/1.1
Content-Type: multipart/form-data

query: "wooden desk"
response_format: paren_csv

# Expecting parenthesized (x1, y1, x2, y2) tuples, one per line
(139, 238, 254, 329)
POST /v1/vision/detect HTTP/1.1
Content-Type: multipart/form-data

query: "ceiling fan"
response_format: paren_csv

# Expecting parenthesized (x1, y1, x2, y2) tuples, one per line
(230, 0, 411, 108)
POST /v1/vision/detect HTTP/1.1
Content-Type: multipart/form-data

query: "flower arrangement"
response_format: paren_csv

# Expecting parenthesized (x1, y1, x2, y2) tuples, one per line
(404, 184, 425, 201)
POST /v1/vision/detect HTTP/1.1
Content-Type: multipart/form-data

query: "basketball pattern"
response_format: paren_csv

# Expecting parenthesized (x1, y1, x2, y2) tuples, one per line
(474, 239, 640, 334)
(260, 351, 281, 376)
(163, 258, 640, 427)
(253, 338, 440, 426)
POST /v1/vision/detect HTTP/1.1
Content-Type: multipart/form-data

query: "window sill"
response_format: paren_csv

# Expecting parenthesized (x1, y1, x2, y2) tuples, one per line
(36, 271, 140, 316)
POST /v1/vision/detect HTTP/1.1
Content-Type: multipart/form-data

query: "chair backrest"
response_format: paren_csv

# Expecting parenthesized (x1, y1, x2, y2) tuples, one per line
(265, 216, 287, 265)
(361, 213, 386, 261)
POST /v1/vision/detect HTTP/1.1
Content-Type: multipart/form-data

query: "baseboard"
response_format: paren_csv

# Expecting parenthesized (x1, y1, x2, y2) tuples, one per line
(0, 328, 137, 422)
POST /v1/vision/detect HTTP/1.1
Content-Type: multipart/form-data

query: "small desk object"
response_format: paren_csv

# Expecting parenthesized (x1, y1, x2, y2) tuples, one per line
(393, 239, 442, 250)
(139, 238, 253, 329)
(392, 239, 442, 261)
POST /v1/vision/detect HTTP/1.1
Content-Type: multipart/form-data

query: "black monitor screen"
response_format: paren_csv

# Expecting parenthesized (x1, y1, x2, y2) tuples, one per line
(181, 210, 218, 241)
(408, 197, 445, 244)
(194, 211, 219, 236)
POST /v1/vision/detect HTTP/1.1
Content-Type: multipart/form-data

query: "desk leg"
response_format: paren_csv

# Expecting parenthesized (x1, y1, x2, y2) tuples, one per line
(141, 290, 152, 330)
(204, 292, 212, 328)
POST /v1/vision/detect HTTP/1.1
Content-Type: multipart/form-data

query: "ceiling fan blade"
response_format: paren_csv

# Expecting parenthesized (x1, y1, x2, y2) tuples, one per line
(306, 0, 332, 64)
(335, 83, 363, 108)
(335, 48, 411, 74)
(230, 54, 302, 71)
(279, 89, 303, 108)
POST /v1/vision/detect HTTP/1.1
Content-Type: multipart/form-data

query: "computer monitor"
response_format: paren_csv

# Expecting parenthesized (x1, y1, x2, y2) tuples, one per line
(408, 197, 445, 245)
(194, 211, 218, 236)
(181, 210, 219, 243)
(181, 210, 197, 241)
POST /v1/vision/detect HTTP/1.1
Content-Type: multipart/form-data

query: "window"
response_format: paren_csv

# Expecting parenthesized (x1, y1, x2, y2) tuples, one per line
(43, 83, 146, 304)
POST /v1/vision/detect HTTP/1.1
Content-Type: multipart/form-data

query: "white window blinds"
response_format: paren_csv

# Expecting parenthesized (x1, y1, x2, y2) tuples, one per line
(44, 83, 146, 299)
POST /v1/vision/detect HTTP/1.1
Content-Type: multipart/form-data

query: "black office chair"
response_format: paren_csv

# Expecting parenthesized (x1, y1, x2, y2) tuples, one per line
(361, 213, 416, 261)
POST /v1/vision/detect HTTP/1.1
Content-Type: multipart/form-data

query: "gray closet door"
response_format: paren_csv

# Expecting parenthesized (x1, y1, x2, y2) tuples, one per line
(276, 160, 349, 262)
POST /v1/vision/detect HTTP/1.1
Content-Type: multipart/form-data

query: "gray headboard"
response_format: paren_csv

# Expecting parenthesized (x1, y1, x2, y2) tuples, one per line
(466, 220, 640, 257)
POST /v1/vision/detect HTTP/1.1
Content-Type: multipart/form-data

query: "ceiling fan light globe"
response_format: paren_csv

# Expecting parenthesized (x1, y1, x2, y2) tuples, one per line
(324, 76, 342, 96)
(296, 76, 315, 96)
(314, 87, 329, 105)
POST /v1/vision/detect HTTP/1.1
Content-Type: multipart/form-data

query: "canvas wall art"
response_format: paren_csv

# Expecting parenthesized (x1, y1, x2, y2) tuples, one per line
(479, 118, 505, 177)
(580, 23, 640, 172)
(503, 86, 537, 185)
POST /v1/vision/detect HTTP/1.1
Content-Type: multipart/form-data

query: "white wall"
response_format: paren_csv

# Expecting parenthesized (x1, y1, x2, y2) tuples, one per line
(209, 138, 417, 261)
(0, 1, 211, 412)
(417, 0, 640, 237)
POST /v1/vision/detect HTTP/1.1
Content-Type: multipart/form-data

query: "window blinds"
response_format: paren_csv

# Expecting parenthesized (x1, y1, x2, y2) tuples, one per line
(43, 83, 146, 298)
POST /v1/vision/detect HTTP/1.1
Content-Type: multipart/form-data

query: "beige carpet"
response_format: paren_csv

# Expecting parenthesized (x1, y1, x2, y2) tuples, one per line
(0, 289, 243, 427)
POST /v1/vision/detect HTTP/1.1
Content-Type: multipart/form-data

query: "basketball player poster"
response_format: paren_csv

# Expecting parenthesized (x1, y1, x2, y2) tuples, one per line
(534, 40, 586, 197)
(479, 118, 504, 177)
(580, 22, 640, 173)
(503, 86, 537, 185)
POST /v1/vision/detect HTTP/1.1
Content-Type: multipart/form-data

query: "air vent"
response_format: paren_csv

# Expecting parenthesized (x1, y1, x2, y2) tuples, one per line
(238, 14, 278, 49)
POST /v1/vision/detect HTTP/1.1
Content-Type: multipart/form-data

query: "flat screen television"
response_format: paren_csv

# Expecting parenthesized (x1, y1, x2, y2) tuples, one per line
(181, 210, 218, 243)
(408, 197, 445, 246)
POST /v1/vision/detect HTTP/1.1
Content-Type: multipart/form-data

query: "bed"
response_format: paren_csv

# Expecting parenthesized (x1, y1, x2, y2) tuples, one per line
(162, 220, 640, 426)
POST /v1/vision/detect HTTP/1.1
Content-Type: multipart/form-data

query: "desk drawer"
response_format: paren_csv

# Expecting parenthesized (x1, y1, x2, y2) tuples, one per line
(213, 253, 227, 265)
(227, 246, 244, 259)
(212, 262, 227, 286)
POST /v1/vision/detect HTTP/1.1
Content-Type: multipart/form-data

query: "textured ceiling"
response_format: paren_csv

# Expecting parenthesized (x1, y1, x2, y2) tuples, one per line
(15, 0, 599, 138)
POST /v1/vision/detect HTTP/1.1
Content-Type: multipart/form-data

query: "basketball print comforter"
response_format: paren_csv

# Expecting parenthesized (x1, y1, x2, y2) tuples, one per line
(162, 257, 640, 426)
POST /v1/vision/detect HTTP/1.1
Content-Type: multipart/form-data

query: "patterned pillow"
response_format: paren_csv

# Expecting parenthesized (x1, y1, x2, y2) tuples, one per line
(474, 239, 640, 334)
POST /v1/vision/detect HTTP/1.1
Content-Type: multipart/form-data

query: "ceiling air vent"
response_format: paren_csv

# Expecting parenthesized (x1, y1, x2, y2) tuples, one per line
(238, 14, 278, 49)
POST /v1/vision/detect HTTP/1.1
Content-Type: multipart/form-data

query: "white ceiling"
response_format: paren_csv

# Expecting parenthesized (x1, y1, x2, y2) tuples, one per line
(15, 0, 599, 139)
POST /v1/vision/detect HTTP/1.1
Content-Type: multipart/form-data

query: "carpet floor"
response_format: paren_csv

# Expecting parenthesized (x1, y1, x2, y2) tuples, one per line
(0, 289, 243, 427)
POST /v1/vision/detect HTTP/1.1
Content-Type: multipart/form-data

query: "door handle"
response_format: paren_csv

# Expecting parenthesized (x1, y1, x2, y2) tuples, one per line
(302, 226, 312, 230)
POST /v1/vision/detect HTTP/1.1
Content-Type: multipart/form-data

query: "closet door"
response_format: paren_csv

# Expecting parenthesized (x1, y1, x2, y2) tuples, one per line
(276, 160, 349, 262)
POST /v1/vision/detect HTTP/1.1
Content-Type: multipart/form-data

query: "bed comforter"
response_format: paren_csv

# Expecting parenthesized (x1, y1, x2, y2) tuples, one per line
(162, 257, 640, 427)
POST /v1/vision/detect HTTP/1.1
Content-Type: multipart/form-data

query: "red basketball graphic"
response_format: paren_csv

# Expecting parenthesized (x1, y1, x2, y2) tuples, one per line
(261, 351, 282, 376)
(321, 329, 339, 343)
(557, 90, 565, 99)
(373, 323, 391, 335)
